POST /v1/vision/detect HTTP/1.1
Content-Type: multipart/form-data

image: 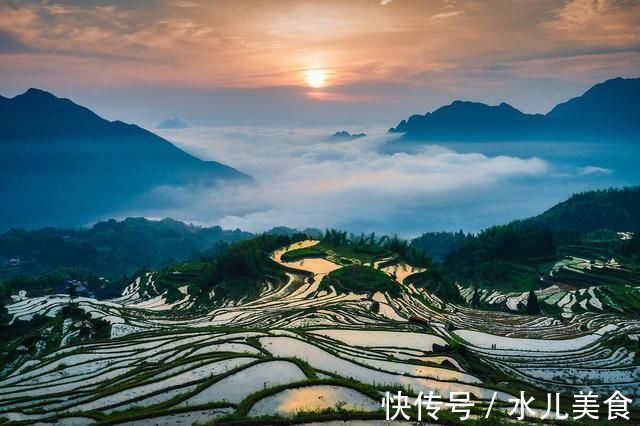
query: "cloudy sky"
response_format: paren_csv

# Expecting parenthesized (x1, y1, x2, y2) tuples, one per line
(1, 0, 638, 234)
(1, 0, 639, 126)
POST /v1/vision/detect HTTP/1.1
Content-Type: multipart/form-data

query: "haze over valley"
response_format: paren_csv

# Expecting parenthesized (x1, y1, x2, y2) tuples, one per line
(2, 78, 639, 235)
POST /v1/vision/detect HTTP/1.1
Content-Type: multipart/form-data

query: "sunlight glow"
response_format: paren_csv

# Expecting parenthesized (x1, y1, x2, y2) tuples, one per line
(304, 69, 328, 88)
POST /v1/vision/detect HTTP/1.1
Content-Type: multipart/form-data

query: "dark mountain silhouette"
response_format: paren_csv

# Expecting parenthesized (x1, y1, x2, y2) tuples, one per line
(0, 88, 251, 231)
(390, 101, 551, 141)
(526, 186, 640, 233)
(265, 226, 323, 238)
(327, 130, 367, 141)
(389, 77, 639, 141)
(156, 118, 190, 129)
(547, 77, 640, 134)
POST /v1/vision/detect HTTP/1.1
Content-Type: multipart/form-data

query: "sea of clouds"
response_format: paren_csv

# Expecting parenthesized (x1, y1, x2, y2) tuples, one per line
(130, 126, 622, 236)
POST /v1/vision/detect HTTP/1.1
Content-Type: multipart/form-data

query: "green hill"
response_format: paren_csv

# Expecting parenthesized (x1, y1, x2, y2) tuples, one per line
(410, 230, 471, 261)
(443, 187, 640, 291)
(0, 217, 252, 280)
(527, 187, 640, 232)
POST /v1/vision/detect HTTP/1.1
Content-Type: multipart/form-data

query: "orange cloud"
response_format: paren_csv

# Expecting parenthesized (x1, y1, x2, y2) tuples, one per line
(0, 0, 638, 94)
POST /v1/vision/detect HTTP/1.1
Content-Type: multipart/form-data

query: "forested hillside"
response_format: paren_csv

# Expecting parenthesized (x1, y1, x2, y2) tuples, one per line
(0, 217, 252, 280)
(527, 187, 640, 232)
(444, 224, 556, 290)
(442, 186, 640, 291)
(410, 230, 471, 261)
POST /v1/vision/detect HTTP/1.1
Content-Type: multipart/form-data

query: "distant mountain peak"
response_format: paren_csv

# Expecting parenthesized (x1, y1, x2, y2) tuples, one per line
(547, 77, 640, 129)
(0, 88, 251, 230)
(389, 99, 539, 139)
(16, 88, 66, 104)
(439, 100, 521, 113)
(328, 130, 367, 141)
(156, 118, 190, 129)
(390, 76, 639, 141)
(23, 87, 54, 97)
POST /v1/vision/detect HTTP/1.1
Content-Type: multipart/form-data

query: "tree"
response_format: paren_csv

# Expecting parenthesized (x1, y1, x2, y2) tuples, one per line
(471, 287, 481, 307)
(435, 276, 462, 304)
(0, 301, 9, 326)
(323, 229, 348, 246)
(67, 282, 78, 302)
(0, 285, 10, 325)
(526, 290, 539, 314)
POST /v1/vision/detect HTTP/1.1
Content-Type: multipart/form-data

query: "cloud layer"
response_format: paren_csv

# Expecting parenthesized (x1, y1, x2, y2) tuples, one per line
(116, 126, 623, 236)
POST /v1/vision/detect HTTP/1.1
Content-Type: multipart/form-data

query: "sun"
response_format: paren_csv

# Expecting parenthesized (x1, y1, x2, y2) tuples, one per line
(304, 69, 328, 88)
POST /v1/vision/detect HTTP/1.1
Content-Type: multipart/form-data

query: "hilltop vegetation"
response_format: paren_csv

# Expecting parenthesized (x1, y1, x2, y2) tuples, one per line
(0, 217, 252, 280)
(320, 265, 400, 297)
(184, 233, 311, 302)
(527, 187, 640, 233)
(444, 224, 555, 290)
(410, 230, 471, 261)
(313, 230, 461, 301)
(319, 230, 434, 268)
(0, 270, 127, 304)
(281, 246, 326, 262)
(442, 187, 640, 291)
(150, 229, 458, 304)
(317, 230, 388, 263)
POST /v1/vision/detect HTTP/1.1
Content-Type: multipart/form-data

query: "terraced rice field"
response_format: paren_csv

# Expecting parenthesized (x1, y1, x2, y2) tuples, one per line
(459, 256, 640, 317)
(2, 240, 639, 424)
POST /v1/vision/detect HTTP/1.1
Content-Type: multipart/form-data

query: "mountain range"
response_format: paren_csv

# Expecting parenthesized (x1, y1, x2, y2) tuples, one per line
(0, 89, 250, 231)
(327, 130, 367, 142)
(389, 77, 640, 141)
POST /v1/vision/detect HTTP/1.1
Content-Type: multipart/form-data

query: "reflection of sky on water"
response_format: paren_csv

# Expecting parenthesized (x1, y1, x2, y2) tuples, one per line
(249, 385, 378, 416)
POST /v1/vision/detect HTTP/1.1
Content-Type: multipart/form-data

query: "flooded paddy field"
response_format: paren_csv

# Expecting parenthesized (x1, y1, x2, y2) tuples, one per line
(2, 240, 638, 424)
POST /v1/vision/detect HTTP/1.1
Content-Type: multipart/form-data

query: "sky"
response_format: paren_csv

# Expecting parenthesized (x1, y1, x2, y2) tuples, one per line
(1, 0, 639, 235)
(1, 0, 640, 126)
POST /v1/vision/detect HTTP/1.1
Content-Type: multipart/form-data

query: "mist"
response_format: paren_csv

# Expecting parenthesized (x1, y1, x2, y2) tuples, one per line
(108, 126, 624, 237)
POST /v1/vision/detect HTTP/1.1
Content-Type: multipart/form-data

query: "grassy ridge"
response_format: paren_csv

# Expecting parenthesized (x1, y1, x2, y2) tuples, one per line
(320, 265, 400, 297)
(280, 247, 326, 262)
